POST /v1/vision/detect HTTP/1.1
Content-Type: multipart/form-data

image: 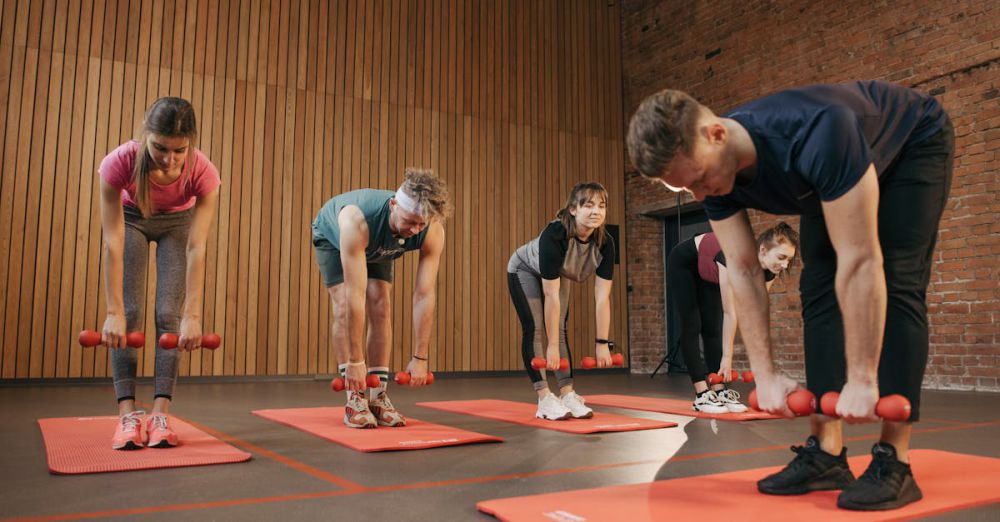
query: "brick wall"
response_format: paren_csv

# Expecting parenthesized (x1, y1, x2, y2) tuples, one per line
(620, 1, 999, 391)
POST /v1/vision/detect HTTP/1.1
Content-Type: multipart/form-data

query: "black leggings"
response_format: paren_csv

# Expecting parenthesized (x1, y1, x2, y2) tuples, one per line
(666, 238, 723, 384)
(800, 120, 954, 422)
(507, 272, 574, 390)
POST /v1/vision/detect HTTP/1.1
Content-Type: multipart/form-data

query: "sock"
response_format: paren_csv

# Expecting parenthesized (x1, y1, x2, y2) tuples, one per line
(368, 366, 389, 399)
(338, 363, 352, 401)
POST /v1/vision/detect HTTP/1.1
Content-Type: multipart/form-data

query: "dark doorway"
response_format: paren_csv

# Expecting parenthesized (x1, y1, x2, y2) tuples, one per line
(652, 202, 711, 377)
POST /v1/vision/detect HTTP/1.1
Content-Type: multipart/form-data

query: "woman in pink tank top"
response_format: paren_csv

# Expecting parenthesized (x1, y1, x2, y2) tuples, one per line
(665, 223, 798, 414)
(97, 97, 222, 451)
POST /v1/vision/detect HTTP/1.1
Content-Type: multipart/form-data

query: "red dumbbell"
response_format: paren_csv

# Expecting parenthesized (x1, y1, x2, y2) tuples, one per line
(820, 392, 912, 422)
(707, 372, 723, 385)
(78, 330, 145, 348)
(394, 370, 435, 385)
(747, 388, 815, 416)
(742, 370, 754, 383)
(581, 356, 597, 369)
(531, 357, 569, 371)
(610, 353, 625, 367)
(331, 375, 384, 391)
(787, 389, 816, 416)
(158, 332, 222, 350)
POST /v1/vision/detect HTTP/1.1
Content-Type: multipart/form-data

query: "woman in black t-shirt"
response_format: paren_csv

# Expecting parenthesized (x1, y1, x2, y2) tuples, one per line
(507, 182, 616, 421)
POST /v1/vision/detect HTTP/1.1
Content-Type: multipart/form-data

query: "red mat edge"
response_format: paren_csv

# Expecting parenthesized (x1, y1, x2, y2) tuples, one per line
(475, 449, 1000, 521)
(38, 417, 252, 475)
(251, 407, 504, 452)
(415, 399, 678, 433)
(585, 394, 783, 421)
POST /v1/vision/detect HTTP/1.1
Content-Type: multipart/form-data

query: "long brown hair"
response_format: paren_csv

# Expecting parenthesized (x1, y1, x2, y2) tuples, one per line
(556, 182, 609, 248)
(133, 97, 198, 217)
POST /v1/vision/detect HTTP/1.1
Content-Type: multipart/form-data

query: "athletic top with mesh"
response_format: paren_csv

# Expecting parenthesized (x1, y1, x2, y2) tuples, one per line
(507, 221, 615, 282)
(697, 232, 775, 285)
(312, 189, 428, 262)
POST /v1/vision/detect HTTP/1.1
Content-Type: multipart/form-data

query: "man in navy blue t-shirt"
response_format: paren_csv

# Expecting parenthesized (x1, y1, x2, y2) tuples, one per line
(627, 81, 953, 511)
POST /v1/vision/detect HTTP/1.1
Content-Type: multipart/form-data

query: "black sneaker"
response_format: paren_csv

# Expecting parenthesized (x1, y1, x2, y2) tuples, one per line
(837, 442, 922, 511)
(757, 436, 856, 495)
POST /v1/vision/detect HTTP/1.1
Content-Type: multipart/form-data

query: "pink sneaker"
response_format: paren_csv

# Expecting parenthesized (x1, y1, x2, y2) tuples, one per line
(145, 413, 179, 448)
(111, 410, 146, 450)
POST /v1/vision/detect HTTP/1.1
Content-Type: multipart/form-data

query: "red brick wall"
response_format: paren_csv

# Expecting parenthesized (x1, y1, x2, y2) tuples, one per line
(620, 1, 999, 391)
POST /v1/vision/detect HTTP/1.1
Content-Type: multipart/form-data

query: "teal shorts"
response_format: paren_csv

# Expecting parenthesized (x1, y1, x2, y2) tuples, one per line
(313, 238, 394, 287)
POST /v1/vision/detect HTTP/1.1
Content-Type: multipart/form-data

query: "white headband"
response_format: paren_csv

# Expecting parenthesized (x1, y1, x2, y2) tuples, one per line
(394, 187, 425, 216)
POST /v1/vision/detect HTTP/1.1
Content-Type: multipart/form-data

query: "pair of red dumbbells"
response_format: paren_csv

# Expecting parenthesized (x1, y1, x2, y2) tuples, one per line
(530, 354, 625, 370)
(707, 370, 755, 384)
(748, 387, 911, 422)
(330, 371, 435, 392)
(78, 330, 222, 350)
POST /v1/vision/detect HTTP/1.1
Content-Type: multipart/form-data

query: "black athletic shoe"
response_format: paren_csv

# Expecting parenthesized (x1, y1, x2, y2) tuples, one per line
(837, 442, 922, 511)
(757, 436, 856, 495)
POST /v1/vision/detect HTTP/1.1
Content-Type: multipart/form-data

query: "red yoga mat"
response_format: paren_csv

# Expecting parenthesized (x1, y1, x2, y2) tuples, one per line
(252, 407, 503, 451)
(416, 399, 677, 433)
(38, 416, 251, 475)
(478, 449, 1000, 521)
(586, 394, 782, 421)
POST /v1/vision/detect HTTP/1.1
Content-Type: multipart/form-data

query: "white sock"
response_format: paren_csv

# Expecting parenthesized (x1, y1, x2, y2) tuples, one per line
(368, 366, 389, 399)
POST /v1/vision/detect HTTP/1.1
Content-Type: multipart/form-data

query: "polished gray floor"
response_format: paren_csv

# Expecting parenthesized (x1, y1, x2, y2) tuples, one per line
(1, 373, 998, 521)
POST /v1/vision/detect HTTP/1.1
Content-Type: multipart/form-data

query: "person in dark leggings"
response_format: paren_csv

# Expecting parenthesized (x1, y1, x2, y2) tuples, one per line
(667, 223, 798, 414)
(507, 182, 616, 421)
(99, 97, 221, 450)
(629, 80, 952, 510)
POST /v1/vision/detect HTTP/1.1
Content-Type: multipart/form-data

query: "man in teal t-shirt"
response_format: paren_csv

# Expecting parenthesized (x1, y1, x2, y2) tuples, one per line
(312, 169, 451, 429)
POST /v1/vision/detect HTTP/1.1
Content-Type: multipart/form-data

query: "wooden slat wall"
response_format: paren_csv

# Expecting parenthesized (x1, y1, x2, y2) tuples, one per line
(0, 0, 627, 380)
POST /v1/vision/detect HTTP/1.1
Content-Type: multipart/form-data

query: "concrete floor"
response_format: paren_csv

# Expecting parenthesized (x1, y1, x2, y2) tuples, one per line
(1, 373, 998, 521)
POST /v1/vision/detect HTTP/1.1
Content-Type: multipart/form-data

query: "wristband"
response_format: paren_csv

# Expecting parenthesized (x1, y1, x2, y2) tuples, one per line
(346, 360, 366, 367)
(412, 354, 428, 361)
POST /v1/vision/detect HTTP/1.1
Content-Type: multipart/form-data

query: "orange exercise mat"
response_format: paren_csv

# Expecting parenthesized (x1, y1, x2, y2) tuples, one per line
(416, 399, 676, 433)
(478, 449, 1000, 521)
(586, 393, 782, 421)
(38, 415, 251, 475)
(252, 407, 503, 451)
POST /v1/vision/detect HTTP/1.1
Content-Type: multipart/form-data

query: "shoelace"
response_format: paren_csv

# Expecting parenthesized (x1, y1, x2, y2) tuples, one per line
(376, 394, 394, 409)
(120, 410, 146, 433)
(149, 414, 169, 431)
(785, 444, 816, 472)
(719, 389, 741, 402)
(858, 452, 899, 484)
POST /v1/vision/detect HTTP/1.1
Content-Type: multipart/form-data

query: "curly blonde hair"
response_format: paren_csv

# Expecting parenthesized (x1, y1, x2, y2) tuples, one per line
(399, 168, 453, 220)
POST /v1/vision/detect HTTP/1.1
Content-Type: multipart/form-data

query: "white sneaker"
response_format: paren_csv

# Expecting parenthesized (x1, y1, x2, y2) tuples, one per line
(536, 393, 573, 420)
(344, 391, 378, 429)
(560, 391, 594, 419)
(692, 390, 729, 414)
(369, 392, 407, 427)
(716, 388, 749, 413)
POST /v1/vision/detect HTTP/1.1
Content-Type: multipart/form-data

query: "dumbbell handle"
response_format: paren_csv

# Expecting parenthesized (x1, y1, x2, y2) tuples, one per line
(820, 392, 912, 422)
(158, 332, 222, 350)
(78, 330, 144, 348)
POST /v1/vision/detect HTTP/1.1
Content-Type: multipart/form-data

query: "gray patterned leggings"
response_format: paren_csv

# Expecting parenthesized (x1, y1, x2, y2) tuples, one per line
(111, 206, 192, 402)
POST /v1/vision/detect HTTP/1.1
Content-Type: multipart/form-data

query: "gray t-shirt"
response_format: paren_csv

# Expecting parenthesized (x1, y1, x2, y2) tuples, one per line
(508, 221, 615, 282)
